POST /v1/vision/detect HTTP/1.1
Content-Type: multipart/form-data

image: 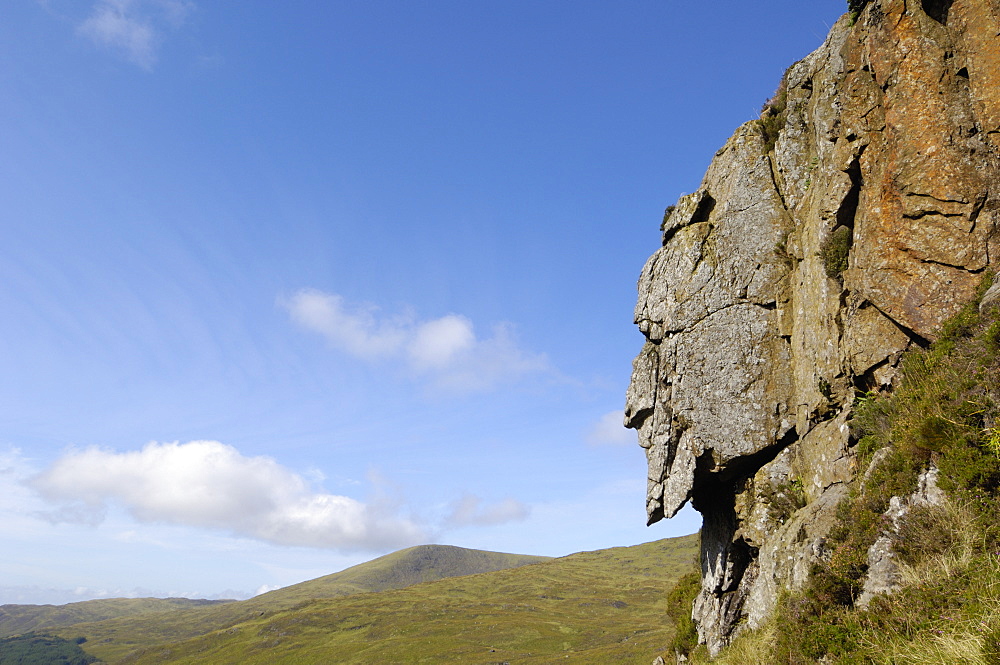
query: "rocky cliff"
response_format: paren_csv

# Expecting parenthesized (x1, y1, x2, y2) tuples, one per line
(625, 0, 1000, 654)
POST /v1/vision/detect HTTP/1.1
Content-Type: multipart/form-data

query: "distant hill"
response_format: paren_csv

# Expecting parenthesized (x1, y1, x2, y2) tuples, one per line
(54, 535, 699, 664)
(34, 544, 554, 661)
(256, 543, 551, 607)
(0, 598, 231, 638)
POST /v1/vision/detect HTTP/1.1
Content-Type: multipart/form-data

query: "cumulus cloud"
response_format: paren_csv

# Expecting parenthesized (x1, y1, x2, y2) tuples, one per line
(77, 0, 194, 68)
(283, 289, 549, 392)
(30, 441, 427, 551)
(586, 410, 635, 446)
(444, 494, 530, 528)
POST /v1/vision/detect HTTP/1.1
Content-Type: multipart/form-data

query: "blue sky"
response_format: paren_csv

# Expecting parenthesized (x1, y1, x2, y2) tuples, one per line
(1, 0, 845, 604)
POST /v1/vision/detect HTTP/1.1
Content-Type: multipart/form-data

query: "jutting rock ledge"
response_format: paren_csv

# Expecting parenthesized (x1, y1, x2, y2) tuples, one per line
(625, 0, 1000, 654)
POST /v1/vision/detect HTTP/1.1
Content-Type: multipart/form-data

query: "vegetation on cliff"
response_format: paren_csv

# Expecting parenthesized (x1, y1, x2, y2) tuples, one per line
(673, 276, 1000, 663)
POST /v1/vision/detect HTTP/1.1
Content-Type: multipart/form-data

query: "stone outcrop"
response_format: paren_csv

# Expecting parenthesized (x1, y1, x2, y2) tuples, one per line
(625, 0, 1000, 655)
(856, 464, 945, 608)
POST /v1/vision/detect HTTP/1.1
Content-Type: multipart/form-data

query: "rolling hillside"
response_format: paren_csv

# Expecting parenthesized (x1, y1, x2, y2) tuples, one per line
(0, 598, 232, 639)
(54, 535, 698, 663)
(34, 544, 553, 661)
(257, 544, 552, 607)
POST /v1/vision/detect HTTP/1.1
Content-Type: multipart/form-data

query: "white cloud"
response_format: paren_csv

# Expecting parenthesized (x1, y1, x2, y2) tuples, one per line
(77, 0, 194, 69)
(408, 315, 475, 371)
(444, 494, 530, 528)
(0, 447, 53, 527)
(30, 440, 428, 551)
(284, 290, 409, 359)
(284, 289, 549, 392)
(586, 410, 635, 446)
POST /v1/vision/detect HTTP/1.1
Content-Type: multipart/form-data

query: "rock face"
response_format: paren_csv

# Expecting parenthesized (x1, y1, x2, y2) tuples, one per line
(625, 0, 1000, 655)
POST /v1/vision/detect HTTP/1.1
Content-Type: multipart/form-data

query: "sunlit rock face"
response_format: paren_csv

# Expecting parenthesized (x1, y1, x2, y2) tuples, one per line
(626, 0, 1000, 654)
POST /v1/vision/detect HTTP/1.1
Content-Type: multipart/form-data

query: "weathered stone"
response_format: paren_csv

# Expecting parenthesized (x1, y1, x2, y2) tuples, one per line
(857, 465, 945, 607)
(980, 281, 1000, 315)
(626, 0, 1000, 655)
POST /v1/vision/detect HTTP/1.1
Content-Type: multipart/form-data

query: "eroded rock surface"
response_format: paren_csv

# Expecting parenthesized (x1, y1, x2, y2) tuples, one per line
(626, 0, 1000, 654)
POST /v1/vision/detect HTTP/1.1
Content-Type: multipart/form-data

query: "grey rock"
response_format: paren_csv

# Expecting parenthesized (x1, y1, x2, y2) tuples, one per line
(626, 0, 1000, 655)
(857, 465, 945, 608)
(980, 281, 1000, 316)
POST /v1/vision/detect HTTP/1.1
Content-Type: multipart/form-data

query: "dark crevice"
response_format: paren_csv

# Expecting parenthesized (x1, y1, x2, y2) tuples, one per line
(661, 193, 716, 246)
(902, 210, 967, 220)
(690, 193, 716, 226)
(900, 245, 985, 272)
(695, 485, 748, 584)
(711, 426, 799, 488)
(854, 357, 894, 394)
(661, 225, 680, 246)
(867, 300, 932, 349)
(906, 192, 970, 205)
(765, 152, 791, 213)
(917, 257, 986, 273)
(837, 152, 864, 231)
(957, 67, 969, 79)
(693, 449, 717, 479)
(822, 155, 863, 279)
(921, 0, 952, 24)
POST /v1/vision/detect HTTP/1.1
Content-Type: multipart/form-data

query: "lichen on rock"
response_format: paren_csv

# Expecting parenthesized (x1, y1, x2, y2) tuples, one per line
(626, 0, 1000, 655)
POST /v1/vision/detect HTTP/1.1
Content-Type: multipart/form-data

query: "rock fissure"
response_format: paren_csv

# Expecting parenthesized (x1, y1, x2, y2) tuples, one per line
(901, 209, 968, 219)
(766, 153, 792, 214)
(903, 248, 986, 272)
(866, 298, 932, 347)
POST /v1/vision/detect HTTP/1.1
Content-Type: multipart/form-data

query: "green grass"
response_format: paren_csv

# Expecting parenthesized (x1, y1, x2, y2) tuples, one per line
(53, 536, 698, 664)
(38, 544, 548, 662)
(258, 544, 551, 606)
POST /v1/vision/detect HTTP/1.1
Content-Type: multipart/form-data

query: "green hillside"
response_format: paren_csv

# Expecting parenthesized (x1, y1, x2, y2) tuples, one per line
(39, 544, 556, 662)
(57, 535, 698, 664)
(0, 598, 232, 638)
(0, 633, 97, 665)
(257, 544, 551, 607)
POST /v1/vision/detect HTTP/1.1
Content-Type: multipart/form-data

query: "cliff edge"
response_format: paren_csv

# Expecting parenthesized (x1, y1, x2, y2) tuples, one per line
(625, 0, 1000, 654)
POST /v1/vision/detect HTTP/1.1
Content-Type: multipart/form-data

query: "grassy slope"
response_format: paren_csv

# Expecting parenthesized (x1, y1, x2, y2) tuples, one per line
(258, 544, 552, 607)
(66, 535, 698, 664)
(44, 544, 553, 662)
(0, 599, 232, 638)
